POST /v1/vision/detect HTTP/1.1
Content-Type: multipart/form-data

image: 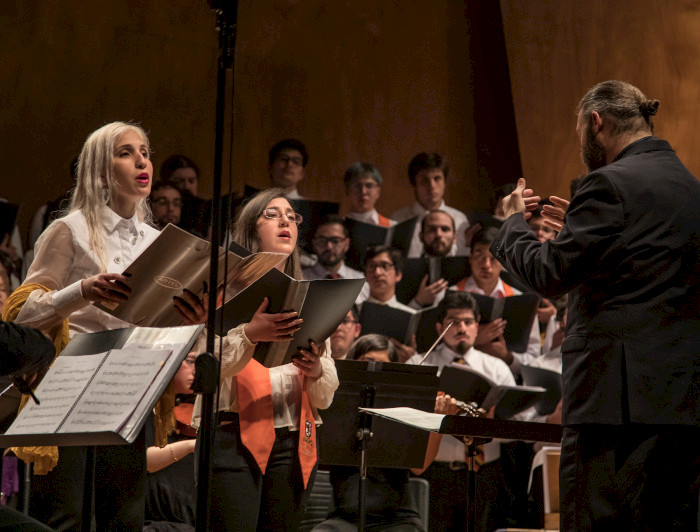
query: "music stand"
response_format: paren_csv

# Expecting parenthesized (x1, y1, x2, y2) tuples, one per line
(360, 408, 563, 532)
(318, 360, 439, 531)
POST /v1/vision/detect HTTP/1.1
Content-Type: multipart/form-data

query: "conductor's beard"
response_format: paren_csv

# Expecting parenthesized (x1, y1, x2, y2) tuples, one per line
(583, 123, 607, 172)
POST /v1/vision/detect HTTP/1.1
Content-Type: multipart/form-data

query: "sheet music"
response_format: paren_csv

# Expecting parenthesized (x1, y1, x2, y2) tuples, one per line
(359, 407, 445, 432)
(5, 353, 106, 434)
(59, 348, 172, 434)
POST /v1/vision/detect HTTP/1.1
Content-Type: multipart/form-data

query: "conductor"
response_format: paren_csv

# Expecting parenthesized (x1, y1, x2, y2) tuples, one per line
(491, 80, 699, 531)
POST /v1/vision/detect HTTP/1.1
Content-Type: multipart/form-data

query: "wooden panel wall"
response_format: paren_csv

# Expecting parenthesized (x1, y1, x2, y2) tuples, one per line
(500, 0, 700, 200)
(2, 1, 522, 250)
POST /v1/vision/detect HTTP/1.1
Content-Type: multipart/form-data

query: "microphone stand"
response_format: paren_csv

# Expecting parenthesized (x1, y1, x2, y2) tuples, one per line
(193, 2, 238, 531)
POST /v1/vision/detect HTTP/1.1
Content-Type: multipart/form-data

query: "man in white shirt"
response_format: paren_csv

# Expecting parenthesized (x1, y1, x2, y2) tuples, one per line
(343, 162, 395, 227)
(391, 152, 469, 257)
(457, 227, 540, 375)
(301, 215, 368, 304)
(408, 210, 458, 310)
(268, 138, 308, 199)
(406, 291, 515, 532)
(360, 246, 416, 361)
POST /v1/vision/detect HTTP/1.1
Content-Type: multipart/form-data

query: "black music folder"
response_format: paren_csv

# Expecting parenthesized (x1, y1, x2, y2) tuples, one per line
(343, 216, 418, 270)
(439, 364, 544, 419)
(218, 242, 365, 367)
(468, 292, 539, 352)
(319, 359, 438, 469)
(467, 211, 504, 230)
(395, 256, 470, 304)
(0, 325, 203, 447)
(95, 224, 284, 327)
(521, 365, 562, 415)
(358, 302, 432, 347)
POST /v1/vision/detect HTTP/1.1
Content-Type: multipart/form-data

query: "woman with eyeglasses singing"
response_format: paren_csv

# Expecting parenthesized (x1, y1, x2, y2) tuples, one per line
(192, 188, 339, 531)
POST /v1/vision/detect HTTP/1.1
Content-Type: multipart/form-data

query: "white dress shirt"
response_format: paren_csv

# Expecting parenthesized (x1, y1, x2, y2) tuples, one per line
(360, 294, 416, 314)
(407, 343, 515, 462)
(16, 208, 159, 337)
(392, 201, 470, 257)
(191, 325, 338, 430)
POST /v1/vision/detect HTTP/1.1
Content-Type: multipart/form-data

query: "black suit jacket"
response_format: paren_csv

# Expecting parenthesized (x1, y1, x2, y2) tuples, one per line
(491, 137, 699, 426)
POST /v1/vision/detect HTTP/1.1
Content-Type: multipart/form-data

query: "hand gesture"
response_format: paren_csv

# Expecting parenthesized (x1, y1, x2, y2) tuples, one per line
(293, 339, 322, 379)
(435, 393, 460, 415)
(390, 335, 417, 363)
(475, 333, 513, 365)
(541, 196, 570, 232)
(81, 273, 131, 303)
(475, 318, 506, 344)
(414, 275, 448, 307)
(244, 297, 302, 344)
(503, 178, 541, 220)
(173, 288, 208, 325)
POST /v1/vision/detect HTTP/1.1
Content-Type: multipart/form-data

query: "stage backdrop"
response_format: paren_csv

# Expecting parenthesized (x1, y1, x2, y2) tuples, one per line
(1, 1, 519, 249)
(500, 0, 700, 199)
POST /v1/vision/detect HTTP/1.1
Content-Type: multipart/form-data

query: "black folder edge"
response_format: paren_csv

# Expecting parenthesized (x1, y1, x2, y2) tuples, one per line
(0, 325, 204, 447)
(359, 407, 562, 443)
(520, 365, 563, 415)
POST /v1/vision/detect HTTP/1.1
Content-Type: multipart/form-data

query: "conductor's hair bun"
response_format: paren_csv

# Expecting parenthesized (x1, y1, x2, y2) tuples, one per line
(640, 99, 660, 118)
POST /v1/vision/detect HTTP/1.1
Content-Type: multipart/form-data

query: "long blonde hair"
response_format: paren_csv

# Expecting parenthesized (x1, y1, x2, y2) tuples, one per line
(232, 188, 303, 279)
(69, 122, 153, 271)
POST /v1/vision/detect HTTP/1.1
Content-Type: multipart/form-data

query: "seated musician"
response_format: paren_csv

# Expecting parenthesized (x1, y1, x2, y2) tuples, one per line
(143, 351, 198, 530)
(312, 335, 457, 532)
(406, 291, 519, 532)
(343, 162, 395, 227)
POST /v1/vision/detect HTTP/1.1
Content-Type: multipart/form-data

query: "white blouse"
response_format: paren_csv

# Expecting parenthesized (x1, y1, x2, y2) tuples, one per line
(16, 208, 159, 337)
(191, 324, 338, 430)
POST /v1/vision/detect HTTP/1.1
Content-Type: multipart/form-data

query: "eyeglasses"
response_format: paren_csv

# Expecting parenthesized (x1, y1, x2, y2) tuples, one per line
(152, 198, 183, 208)
(275, 155, 304, 166)
(313, 237, 346, 247)
(340, 318, 357, 326)
(261, 208, 303, 225)
(445, 318, 477, 327)
(366, 261, 394, 272)
(349, 181, 379, 192)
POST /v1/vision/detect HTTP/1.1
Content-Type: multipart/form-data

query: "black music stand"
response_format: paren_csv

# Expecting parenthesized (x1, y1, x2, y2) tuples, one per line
(360, 408, 563, 532)
(318, 360, 439, 532)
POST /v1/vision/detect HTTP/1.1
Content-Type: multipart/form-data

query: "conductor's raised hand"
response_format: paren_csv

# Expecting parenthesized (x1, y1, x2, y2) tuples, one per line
(173, 288, 208, 325)
(244, 297, 302, 344)
(81, 273, 131, 303)
(541, 196, 570, 232)
(503, 178, 541, 220)
(293, 339, 322, 379)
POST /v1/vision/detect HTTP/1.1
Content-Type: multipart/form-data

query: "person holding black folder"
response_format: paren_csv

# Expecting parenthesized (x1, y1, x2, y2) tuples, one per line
(406, 292, 518, 532)
(192, 188, 339, 531)
(6, 122, 163, 530)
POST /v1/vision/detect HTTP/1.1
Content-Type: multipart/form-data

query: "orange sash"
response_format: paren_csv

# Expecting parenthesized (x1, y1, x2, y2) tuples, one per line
(236, 359, 317, 487)
(457, 278, 515, 298)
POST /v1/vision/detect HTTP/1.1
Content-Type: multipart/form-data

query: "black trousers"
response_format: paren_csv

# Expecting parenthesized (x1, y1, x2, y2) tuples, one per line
(28, 428, 146, 531)
(560, 424, 700, 532)
(207, 416, 316, 531)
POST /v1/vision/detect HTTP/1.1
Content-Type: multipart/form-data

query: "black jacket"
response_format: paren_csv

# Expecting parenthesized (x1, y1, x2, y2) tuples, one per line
(492, 137, 699, 426)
